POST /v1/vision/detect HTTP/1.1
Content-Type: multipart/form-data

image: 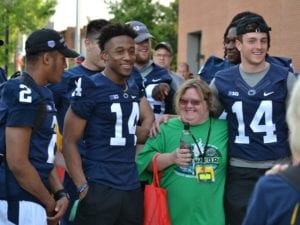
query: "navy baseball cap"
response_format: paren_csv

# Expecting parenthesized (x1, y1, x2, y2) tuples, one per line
(155, 41, 173, 54)
(126, 21, 153, 43)
(25, 28, 79, 58)
(236, 16, 271, 35)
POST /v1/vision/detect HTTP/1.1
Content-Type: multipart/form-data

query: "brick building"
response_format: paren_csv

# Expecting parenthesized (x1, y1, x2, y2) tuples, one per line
(177, 0, 300, 74)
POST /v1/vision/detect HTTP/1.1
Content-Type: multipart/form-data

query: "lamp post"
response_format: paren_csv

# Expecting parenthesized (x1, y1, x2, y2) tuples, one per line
(75, 0, 81, 53)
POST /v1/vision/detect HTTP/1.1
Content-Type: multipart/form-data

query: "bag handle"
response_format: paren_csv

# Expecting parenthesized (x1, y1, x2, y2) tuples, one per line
(152, 154, 161, 187)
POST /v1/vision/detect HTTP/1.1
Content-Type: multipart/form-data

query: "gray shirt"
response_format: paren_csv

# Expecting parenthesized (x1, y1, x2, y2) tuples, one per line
(169, 71, 185, 91)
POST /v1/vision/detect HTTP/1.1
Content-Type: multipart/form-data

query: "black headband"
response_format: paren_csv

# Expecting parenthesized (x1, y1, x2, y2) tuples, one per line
(236, 16, 271, 35)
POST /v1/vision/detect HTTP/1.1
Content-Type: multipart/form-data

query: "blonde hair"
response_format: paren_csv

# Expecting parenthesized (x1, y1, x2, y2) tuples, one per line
(287, 78, 300, 159)
(174, 79, 216, 116)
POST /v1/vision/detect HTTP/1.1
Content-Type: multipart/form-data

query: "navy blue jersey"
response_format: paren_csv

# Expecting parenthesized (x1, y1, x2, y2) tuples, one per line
(132, 63, 173, 117)
(243, 174, 300, 225)
(199, 55, 293, 85)
(70, 73, 141, 190)
(266, 56, 294, 73)
(199, 56, 234, 84)
(48, 65, 100, 132)
(214, 64, 290, 161)
(0, 73, 57, 203)
(130, 67, 145, 97)
(49, 65, 144, 132)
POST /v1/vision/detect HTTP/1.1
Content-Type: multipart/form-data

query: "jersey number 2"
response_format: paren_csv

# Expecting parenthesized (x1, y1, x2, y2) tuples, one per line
(19, 84, 57, 163)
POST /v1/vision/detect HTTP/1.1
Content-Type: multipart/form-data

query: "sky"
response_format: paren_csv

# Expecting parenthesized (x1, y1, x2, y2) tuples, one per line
(51, 0, 173, 31)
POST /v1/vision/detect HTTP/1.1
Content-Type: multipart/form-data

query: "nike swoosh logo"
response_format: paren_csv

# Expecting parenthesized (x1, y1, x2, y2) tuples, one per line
(263, 91, 274, 96)
(131, 96, 137, 99)
(152, 78, 161, 82)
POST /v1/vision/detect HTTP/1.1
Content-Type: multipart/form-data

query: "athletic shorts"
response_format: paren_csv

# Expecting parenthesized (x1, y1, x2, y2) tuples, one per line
(0, 200, 47, 225)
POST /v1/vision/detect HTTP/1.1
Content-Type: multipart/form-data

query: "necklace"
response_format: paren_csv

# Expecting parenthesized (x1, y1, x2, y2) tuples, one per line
(123, 82, 128, 92)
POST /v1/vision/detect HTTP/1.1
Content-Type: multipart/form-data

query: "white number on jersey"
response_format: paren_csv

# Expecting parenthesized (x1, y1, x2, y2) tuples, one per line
(110, 102, 139, 146)
(232, 100, 277, 144)
(19, 84, 32, 103)
(47, 116, 57, 163)
(72, 77, 82, 97)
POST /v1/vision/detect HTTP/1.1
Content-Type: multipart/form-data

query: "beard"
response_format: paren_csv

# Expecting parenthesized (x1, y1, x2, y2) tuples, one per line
(135, 51, 150, 65)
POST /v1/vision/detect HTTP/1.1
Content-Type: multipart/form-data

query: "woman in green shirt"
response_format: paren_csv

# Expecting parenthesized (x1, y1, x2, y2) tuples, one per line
(137, 79, 228, 225)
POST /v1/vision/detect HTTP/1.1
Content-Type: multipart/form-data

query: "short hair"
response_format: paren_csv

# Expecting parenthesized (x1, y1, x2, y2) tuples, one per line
(98, 23, 138, 51)
(85, 19, 110, 39)
(178, 62, 189, 71)
(174, 79, 216, 116)
(25, 51, 57, 66)
(25, 53, 41, 64)
(287, 79, 300, 159)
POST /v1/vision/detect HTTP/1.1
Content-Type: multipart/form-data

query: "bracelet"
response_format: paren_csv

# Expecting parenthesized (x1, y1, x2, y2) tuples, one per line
(54, 189, 70, 201)
(77, 182, 89, 193)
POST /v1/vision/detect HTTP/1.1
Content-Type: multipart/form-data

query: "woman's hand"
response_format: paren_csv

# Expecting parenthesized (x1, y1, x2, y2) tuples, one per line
(171, 148, 192, 167)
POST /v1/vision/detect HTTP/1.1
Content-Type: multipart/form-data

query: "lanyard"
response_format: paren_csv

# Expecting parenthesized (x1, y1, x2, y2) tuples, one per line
(191, 117, 211, 163)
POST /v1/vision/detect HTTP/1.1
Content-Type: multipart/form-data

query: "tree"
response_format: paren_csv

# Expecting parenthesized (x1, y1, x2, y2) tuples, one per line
(0, 0, 57, 75)
(105, 0, 178, 69)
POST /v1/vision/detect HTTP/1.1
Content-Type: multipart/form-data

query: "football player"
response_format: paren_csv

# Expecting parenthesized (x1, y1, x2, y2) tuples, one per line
(210, 15, 297, 225)
(0, 28, 78, 225)
(62, 23, 144, 225)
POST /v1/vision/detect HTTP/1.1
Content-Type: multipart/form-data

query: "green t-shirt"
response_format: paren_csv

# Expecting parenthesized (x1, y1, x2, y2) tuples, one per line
(137, 117, 228, 225)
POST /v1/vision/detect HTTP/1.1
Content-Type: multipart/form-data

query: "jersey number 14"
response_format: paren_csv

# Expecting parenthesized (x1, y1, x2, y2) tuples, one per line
(232, 100, 277, 144)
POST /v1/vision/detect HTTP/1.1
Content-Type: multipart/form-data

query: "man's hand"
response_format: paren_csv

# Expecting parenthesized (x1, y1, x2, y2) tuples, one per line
(47, 197, 69, 225)
(45, 197, 57, 224)
(149, 114, 178, 137)
(79, 186, 89, 200)
(265, 164, 289, 175)
(152, 83, 170, 101)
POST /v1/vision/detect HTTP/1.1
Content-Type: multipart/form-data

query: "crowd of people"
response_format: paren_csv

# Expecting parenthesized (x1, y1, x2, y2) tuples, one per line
(0, 10, 299, 225)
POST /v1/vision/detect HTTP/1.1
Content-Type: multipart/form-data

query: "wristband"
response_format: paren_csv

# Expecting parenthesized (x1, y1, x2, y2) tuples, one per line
(77, 182, 89, 193)
(54, 189, 70, 201)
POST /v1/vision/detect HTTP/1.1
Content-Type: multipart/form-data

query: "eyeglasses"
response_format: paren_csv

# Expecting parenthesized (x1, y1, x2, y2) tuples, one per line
(179, 98, 205, 106)
(154, 53, 171, 58)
